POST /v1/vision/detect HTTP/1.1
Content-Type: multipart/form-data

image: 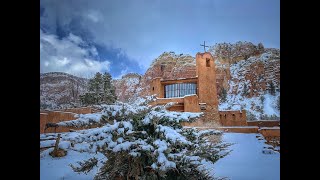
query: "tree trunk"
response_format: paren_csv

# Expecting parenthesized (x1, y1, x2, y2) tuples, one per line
(52, 134, 61, 156)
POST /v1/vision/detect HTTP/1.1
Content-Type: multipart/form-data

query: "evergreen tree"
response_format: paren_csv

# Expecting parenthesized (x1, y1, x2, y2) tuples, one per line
(276, 96, 280, 111)
(268, 81, 276, 95)
(102, 72, 117, 104)
(257, 43, 264, 52)
(260, 96, 265, 104)
(93, 72, 103, 94)
(242, 84, 249, 96)
(80, 72, 117, 105)
(220, 87, 227, 103)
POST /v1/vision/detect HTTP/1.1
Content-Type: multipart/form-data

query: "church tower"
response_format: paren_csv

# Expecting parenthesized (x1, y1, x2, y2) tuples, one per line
(196, 52, 220, 121)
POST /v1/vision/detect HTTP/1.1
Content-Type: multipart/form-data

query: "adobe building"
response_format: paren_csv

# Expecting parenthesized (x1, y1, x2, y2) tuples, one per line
(149, 52, 247, 126)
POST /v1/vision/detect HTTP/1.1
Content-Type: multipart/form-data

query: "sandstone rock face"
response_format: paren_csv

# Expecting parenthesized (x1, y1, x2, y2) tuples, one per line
(208, 41, 265, 64)
(209, 42, 279, 99)
(227, 49, 280, 98)
(112, 73, 142, 102)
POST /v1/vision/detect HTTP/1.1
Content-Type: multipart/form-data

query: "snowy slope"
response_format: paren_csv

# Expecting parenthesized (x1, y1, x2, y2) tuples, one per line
(40, 72, 89, 110)
(219, 51, 280, 120)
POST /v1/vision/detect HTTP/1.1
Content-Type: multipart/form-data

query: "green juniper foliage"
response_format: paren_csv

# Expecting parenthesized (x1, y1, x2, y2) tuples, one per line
(65, 100, 231, 180)
(80, 72, 117, 105)
(268, 81, 276, 96)
(242, 84, 249, 96)
(219, 87, 227, 103)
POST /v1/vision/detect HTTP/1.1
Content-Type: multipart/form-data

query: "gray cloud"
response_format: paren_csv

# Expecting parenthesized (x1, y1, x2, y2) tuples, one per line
(40, 0, 279, 71)
(40, 29, 110, 78)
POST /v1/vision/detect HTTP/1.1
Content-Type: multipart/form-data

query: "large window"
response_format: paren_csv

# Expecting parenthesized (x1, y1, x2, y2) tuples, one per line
(164, 83, 197, 98)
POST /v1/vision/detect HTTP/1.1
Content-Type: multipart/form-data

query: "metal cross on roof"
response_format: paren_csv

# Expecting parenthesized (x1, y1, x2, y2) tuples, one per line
(200, 41, 209, 52)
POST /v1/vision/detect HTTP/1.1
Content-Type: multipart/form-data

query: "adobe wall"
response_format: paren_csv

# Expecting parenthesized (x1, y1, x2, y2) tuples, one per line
(154, 97, 184, 105)
(40, 113, 48, 134)
(219, 110, 247, 126)
(216, 126, 259, 133)
(150, 77, 162, 97)
(180, 120, 199, 127)
(44, 111, 77, 133)
(181, 117, 220, 127)
(41, 107, 100, 134)
(196, 52, 220, 123)
(45, 125, 100, 134)
(247, 120, 280, 127)
(188, 126, 259, 133)
(196, 52, 218, 107)
(181, 110, 221, 127)
(259, 127, 280, 137)
(167, 104, 184, 112)
(184, 95, 200, 112)
(64, 107, 92, 114)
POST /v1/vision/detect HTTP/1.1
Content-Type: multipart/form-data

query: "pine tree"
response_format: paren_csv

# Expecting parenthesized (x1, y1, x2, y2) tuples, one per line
(268, 81, 276, 96)
(257, 43, 264, 52)
(80, 72, 117, 105)
(94, 72, 103, 93)
(102, 72, 117, 104)
(220, 87, 227, 103)
(276, 96, 280, 111)
(242, 84, 249, 96)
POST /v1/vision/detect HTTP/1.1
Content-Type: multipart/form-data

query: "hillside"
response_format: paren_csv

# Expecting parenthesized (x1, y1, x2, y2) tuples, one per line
(218, 50, 280, 120)
(40, 72, 88, 109)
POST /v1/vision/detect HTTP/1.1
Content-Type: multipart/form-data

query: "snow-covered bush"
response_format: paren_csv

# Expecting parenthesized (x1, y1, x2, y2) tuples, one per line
(47, 98, 230, 179)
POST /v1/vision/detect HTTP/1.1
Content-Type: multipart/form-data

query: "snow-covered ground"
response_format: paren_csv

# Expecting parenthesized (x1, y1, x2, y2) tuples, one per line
(40, 148, 105, 180)
(40, 132, 280, 180)
(213, 133, 280, 180)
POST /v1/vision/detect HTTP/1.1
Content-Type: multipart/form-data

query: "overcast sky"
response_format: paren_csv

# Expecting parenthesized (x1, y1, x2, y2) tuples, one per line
(40, 0, 280, 78)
